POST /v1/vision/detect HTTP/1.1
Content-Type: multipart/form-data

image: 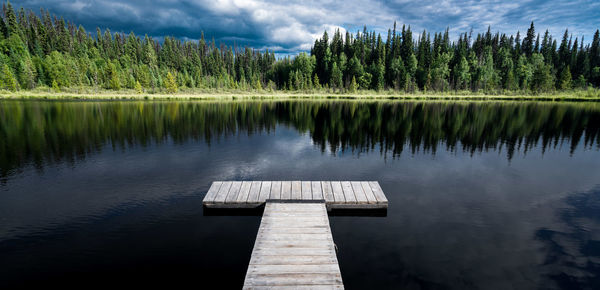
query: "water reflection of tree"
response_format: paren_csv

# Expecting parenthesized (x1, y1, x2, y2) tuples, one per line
(535, 186, 600, 289)
(1, 100, 599, 177)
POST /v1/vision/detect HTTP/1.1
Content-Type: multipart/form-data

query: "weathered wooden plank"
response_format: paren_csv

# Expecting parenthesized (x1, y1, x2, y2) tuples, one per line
(369, 181, 388, 203)
(263, 212, 330, 217)
(360, 181, 377, 204)
(291, 181, 302, 199)
(250, 248, 336, 256)
(247, 264, 340, 274)
(264, 210, 325, 215)
(255, 234, 331, 241)
(301, 181, 312, 199)
(203, 181, 223, 202)
(330, 181, 345, 203)
(235, 181, 252, 203)
(270, 181, 282, 199)
(247, 181, 263, 204)
(312, 181, 323, 200)
(258, 181, 272, 202)
(224, 181, 242, 203)
(351, 181, 368, 204)
(250, 255, 338, 265)
(244, 273, 343, 286)
(280, 181, 292, 199)
(259, 227, 330, 235)
(340, 181, 357, 204)
(321, 181, 334, 203)
(213, 181, 233, 204)
(259, 214, 327, 220)
(255, 241, 333, 249)
(243, 286, 343, 290)
(259, 218, 328, 226)
(268, 203, 324, 211)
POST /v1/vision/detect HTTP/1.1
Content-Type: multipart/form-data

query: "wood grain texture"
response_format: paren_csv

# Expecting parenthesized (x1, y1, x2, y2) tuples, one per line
(225, 181, 242, 203)
(281, 181, 292, 199)
(361, 181, 377, 204)
(321, 181, 334, 203)
(340, 181, 357, 204)
(369, 181, 388, 204)
(330, 181, 345, 203)
(258, 181, 272, 202)
(270, 181, 282, 199)
(247, 181, 263, 204)
(213, 181, 232, 204)
(351, 181, 368, 204)
(312, 181, 324, 200)
(301, 181, 312, 199)
(203, 181, 222, 202)
(291, 181, 302, 199)
(236, 181, 252, 203)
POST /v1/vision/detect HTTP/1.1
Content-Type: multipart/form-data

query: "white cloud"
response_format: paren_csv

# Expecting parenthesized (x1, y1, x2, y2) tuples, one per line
(18, 0, 600, 53)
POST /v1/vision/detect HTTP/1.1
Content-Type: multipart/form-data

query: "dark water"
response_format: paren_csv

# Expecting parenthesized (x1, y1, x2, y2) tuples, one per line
(1, 100, 600, 289)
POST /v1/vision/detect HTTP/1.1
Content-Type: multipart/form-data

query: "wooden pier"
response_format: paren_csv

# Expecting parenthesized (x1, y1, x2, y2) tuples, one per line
(203, 181, 387, 289)
(203, 181, 387, 209)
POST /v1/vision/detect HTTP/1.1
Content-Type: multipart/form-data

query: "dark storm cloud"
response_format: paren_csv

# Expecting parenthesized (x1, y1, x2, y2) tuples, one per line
(14, 0, 600, 54)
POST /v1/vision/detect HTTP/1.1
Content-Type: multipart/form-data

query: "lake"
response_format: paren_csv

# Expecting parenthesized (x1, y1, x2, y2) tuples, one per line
(1, 100, 600, 289)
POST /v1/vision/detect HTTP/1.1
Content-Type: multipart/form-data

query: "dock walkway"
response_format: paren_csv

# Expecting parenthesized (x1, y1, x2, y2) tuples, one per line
(243, 201, 343, 289)
(203, 181, 388, 289)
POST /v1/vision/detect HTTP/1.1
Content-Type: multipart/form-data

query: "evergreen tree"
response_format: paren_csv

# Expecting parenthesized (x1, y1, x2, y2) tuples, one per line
(165, 71, 177, 93)
(330, 62, 343, 91)
(0, 64, 17, 91)
(590, 30, 600, 86)
(522, 22, 536, 57)
(349, 76, 358, 93)
(531, 54, 553, 92)
(455, 56, 470, 90)
(135, 80, 143, 94)
(558, 66, 572, 90)
(51, 79, 59, 92)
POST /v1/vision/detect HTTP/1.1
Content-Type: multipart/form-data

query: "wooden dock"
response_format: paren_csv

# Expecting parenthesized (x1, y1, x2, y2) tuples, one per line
(243, 202, 343, 289)
(203, 181, 388, 289)
(203, 181, 387, 209)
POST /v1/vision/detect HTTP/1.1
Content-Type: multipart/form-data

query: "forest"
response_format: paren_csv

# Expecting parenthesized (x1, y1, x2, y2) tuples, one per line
(0, 1, 599, 94)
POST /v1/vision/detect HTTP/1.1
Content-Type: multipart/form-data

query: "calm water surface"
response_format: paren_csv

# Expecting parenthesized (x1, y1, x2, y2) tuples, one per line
(1, 100, 600, 289)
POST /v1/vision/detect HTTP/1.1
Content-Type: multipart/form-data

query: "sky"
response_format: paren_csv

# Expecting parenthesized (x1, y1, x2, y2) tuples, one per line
(15, 0, 600, 54)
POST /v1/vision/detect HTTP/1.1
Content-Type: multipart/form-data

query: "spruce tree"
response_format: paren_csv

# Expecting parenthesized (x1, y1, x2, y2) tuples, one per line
(349, 76, 358, 93)
(135, 80, 143, 94)
(522, 22, 535, 57)
(558, 67, 572, 90)
(1, 64, 17, 91)
(165, 71, 177, 93)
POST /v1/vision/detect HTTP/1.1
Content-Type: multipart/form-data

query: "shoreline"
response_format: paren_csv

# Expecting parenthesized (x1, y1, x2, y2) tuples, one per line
(1, 90, 600, 102)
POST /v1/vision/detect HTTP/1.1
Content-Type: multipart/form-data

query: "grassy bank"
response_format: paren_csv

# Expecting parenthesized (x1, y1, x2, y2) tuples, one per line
(1, 87, 599, 102)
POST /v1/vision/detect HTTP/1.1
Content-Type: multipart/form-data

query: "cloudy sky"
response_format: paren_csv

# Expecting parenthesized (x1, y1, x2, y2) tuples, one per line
(16, 0, 600, 54)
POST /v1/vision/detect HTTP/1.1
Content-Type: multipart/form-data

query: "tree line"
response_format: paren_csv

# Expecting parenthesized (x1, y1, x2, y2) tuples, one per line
(0, 1, 599, 93)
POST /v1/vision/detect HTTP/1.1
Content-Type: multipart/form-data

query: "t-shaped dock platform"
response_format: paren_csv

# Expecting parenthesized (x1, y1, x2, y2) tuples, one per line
(203, 181, 388, 289)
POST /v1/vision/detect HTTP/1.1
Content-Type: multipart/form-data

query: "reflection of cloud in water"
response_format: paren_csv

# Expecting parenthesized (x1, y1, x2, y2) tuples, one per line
(536, 186, 600, 289)
(0, 128, 317, 241)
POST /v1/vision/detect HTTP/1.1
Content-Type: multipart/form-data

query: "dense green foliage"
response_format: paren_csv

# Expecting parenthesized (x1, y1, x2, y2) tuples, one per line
(0, 2, 599, 93)
(1, 100, 599, 177)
